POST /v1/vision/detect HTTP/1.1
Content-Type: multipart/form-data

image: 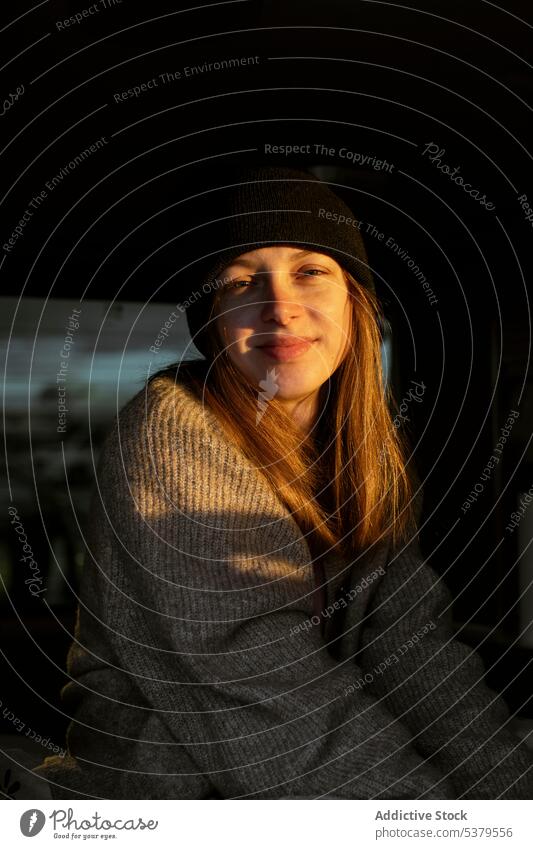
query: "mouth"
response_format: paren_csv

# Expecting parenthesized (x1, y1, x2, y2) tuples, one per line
(256, 337, 318, 362)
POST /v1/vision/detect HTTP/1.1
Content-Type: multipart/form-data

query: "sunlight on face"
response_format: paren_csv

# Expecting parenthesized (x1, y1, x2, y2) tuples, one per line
(213, 246, 352, 420)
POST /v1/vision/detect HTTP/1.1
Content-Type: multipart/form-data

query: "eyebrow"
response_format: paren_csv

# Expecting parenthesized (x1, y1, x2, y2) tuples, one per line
(225, 249, 321, 269)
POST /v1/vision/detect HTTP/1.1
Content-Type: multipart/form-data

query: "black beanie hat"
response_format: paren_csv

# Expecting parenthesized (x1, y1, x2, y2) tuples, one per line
(184, 165, 375, 358)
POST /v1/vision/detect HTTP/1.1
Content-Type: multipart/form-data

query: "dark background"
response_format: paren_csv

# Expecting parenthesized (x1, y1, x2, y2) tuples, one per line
(1, 0, 533, 764)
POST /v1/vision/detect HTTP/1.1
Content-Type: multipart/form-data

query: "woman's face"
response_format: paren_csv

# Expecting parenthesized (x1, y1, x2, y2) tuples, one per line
(213, 245, 351, 418)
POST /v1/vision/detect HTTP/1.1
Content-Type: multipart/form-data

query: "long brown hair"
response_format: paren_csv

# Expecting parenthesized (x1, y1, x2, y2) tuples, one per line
(148, 269, 417, 560)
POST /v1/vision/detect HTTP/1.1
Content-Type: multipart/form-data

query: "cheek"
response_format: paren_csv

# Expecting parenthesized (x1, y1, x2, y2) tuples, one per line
(220, 324, 252, 357)
(318, 298, 351, 362)
(318, 295, 350, 334)
(215, 310, 241, 343)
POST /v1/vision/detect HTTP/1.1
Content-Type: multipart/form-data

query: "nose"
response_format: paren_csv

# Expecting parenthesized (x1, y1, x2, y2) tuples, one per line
(258, 270, 304, 324)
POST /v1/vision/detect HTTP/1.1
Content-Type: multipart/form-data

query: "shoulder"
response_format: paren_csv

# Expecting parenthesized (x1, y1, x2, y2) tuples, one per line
(92, 365, 304, 548)
(122, 367, 206, 434)
(96, 363, 258, 499)
(101, 363, 222, 456)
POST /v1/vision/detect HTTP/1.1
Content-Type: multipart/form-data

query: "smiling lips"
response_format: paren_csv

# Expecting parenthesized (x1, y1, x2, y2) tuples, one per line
(256, 336, 317, 362)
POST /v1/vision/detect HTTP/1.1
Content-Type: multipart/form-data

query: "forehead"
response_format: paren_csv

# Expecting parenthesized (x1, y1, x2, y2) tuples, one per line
(223, 246, 340, 268)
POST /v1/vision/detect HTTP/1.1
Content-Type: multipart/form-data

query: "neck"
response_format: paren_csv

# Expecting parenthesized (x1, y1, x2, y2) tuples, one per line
(281, 393, 320, 437)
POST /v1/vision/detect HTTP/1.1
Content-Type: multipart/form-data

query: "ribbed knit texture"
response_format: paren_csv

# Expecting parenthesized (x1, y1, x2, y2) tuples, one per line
(31, 372, 533, 799)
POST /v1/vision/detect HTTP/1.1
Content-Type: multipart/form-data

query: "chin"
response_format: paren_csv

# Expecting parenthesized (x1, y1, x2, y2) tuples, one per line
(264, 375, 320, 398)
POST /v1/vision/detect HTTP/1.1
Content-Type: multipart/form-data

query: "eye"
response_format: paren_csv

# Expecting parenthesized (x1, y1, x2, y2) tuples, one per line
(222, 267, 329, 291)
(225, 279, 253, 290)
(297, 267, 329, 277)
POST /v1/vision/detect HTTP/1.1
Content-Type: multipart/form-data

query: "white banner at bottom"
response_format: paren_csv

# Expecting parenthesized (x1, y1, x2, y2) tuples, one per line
(3, 799, 532, 848)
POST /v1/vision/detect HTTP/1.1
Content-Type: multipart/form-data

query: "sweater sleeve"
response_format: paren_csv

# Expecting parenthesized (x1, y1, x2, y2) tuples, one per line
(358, 530, 533, 799)
(83, 379, 455, 800)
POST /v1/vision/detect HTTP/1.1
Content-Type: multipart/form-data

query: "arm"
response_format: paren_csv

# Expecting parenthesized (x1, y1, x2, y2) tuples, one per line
(358, 521, 533, 799)
(81, 380, 456, 800)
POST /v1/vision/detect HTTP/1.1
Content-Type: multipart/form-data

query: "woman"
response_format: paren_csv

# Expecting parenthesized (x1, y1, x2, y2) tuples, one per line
(31, 165, 533, 799)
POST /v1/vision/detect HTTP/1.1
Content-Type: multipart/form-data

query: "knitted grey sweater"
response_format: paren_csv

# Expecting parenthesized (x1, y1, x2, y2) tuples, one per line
(32, 371, 533, 799)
